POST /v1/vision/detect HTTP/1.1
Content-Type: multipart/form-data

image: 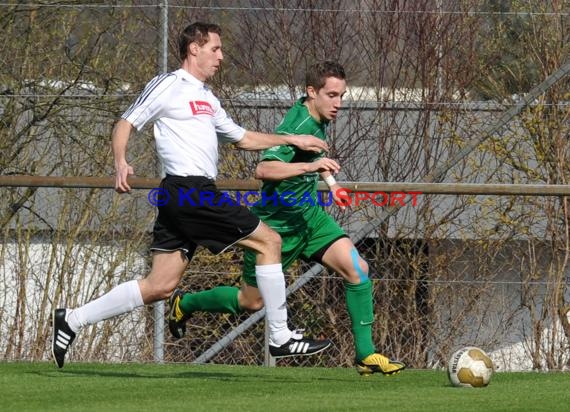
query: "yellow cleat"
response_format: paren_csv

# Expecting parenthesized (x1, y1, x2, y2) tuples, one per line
(356, 353, 406, 376)
(167, 289, 190, 339)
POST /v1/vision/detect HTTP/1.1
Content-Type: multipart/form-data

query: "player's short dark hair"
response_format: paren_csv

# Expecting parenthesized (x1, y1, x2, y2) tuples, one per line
(179, 22, 222, 60)
(306, 61, 346, 91)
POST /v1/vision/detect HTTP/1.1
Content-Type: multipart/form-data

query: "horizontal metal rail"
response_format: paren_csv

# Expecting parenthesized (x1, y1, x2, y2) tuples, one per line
(1, 175, 570, 196)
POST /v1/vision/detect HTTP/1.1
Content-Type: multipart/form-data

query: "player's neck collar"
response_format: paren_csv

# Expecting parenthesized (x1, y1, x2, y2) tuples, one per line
(177, 68, 204, 87)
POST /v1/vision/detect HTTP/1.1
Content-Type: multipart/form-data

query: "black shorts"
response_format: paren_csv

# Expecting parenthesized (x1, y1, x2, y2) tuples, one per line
(150, 175, 260, 258)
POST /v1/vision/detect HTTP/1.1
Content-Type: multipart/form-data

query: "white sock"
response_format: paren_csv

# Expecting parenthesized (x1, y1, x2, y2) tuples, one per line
(66, 280, 144, 333)
(255, 264, 292, 346)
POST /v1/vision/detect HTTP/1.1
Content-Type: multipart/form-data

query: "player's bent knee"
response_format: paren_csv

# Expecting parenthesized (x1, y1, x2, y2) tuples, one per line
(255, 226, 282, 256)
(142, 276, 179, 301)
(264, 228, 282, 249)
(154, 285, 176, 300)
(359, 259, 369, 277)
(350, 247, 369, 282)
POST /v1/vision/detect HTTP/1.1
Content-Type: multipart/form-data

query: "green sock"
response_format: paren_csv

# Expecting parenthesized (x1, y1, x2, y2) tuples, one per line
(344, 279, 376, 362)
(179, 286, 242, 315)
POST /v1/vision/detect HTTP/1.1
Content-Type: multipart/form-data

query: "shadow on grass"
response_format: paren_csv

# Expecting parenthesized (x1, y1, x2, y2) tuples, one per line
(29, 365, 359, 384)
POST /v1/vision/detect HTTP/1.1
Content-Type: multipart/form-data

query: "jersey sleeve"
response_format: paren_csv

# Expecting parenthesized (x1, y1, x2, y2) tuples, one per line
(121, 73, 176, 131)
(260, 142, 296, 163)
(212, 97, 246, 143)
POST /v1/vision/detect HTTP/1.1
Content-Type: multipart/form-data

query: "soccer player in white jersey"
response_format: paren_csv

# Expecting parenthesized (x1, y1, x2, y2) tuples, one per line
(51, 22, 334, 368)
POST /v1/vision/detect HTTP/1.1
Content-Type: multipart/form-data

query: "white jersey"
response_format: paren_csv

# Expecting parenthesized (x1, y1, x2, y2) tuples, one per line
(122, 68, 245, 179)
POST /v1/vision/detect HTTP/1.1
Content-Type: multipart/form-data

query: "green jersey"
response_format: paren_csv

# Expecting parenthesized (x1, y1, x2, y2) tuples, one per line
(252, 97, 328, 231)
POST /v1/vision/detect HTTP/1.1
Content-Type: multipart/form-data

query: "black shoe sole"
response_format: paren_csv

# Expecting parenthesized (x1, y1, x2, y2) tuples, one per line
(356, 363, 406, 376)
(270, 340, 332, 358)
(51, 310, 60, 368)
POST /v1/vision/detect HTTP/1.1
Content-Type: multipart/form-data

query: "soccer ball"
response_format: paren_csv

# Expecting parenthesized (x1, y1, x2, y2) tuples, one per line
(447, 346, 494, 387)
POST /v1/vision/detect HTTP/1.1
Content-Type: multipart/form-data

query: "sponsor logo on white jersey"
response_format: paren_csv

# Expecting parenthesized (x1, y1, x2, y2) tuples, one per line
(189, 100, 214, 116)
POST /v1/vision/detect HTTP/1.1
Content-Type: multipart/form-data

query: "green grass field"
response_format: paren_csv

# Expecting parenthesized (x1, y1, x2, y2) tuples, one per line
(1, 362, 568, 411)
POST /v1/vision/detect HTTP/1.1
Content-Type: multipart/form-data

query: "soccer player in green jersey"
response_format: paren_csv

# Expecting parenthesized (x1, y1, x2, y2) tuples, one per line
(168, 61, 406, 372)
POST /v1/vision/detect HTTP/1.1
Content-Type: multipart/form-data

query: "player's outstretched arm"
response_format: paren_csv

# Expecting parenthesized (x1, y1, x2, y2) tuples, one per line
(236, 130, 328, 153)
(255, 158, 340, 181)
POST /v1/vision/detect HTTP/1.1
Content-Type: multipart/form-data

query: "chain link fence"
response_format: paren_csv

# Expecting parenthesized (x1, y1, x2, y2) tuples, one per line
(1, 1, 569, 371)
(2, 190, 569, 370)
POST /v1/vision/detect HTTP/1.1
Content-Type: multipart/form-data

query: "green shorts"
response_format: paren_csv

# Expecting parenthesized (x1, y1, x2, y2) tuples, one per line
(242, 207, 346, 287)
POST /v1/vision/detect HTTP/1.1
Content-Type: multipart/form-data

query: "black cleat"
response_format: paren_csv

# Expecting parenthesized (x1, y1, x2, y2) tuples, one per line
(52, 308, 76, 368)
(269, 331, 332, 358)
(168, 289, 190, 339)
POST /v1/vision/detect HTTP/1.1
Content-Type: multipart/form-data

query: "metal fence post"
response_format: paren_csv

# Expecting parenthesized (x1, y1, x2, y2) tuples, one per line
(152, 0, 169, 364)
(264, 318, 276, 367)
